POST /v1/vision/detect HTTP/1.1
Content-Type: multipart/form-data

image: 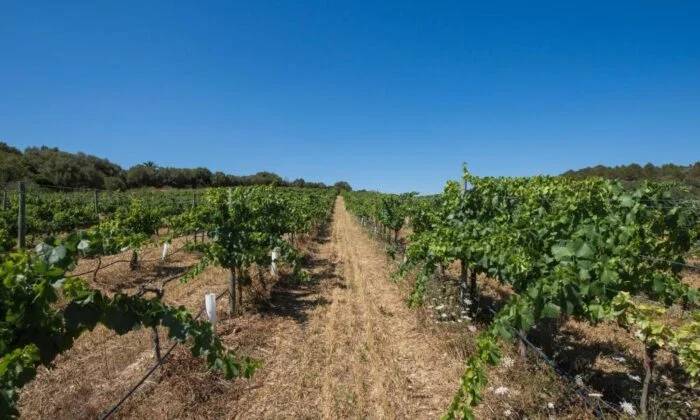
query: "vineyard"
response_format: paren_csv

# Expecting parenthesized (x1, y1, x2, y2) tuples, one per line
(343, 169, 700, 419)
(1, 183, 335, 417)
(2, 172, 699, 419)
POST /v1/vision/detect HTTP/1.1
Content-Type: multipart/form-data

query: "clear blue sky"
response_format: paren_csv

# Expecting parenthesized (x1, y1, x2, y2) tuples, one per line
(1, 1, 698, 194)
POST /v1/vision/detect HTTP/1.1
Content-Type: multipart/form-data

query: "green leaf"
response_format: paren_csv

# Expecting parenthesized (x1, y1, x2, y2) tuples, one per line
(542, 302, 561, 319)
(588, 304, 605, 320)
(601, 268, 619, 284)
(551, 245, 573, 261)
(652, 277, 666, 293)
(620, 195, 634, 207)
(518, 309, 535, 331)
(575, 242, 594, 259)
(48, 245, 67, 265)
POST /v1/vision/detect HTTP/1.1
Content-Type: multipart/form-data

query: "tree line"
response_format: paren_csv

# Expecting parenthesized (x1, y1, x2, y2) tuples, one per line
(0, 142, 352, 191)
(562, 161, 700, 197)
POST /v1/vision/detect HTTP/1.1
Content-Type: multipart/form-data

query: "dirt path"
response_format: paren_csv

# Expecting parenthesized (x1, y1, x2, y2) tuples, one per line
(233, 196, 462, 419)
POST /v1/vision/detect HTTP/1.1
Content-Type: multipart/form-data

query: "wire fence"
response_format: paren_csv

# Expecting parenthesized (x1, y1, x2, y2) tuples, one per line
(69, 244, 188, 279)
(493, 193, 700, 207)
(2, 181, 203, 257)
(640, 255, 700, 272)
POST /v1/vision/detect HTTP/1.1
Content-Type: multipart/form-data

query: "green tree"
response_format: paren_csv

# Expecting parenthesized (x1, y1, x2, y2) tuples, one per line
(333, 181, 352, 192)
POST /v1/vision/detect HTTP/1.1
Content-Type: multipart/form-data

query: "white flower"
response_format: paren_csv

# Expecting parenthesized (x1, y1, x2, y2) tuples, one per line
(468, 325, 477, 332)
(620, 401, 637, 416)
(494, 386, 509, 395)
(547, 402, 555, 409)
(502, 356, 514, 369)
(504, 409, 512, 416)
(626, 373, 641, 383)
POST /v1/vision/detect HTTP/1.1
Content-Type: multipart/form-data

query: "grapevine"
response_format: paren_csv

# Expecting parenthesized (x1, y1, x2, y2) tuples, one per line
(346, 167, 700, 418)
(0, 235, 258, 418)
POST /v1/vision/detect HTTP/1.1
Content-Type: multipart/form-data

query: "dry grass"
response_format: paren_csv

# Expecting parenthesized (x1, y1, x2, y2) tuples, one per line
(19, 197, 469, 419)
(683, 269, 700, 289)
(21, 198, 697, 419)
(231, 197, 464, 419)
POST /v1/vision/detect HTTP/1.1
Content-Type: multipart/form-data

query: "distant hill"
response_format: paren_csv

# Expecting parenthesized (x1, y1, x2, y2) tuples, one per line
(0, 141, 351, 191)
(562, 162, 700, 197)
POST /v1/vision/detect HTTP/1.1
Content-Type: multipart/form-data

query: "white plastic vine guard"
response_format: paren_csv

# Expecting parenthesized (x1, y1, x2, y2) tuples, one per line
(161, 243, 171, 261)
(271, 247, 281, 277)
(271, 247, 281, 261)
(205, 293, 217, 329)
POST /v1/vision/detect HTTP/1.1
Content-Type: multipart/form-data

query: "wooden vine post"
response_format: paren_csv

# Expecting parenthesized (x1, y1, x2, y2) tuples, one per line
(237, 268, 243, 315)
(192, 192, 198, 243)
(129, 249, 139, 271)
(152, 288, 165, 372)
(469, 270, 477, 315)
(94, 189, 99, 216)
(641, 345, 657, 419)
(460, 260, 468, 310)
(228, 267, 237, 316)
(17, 181, 26, 249)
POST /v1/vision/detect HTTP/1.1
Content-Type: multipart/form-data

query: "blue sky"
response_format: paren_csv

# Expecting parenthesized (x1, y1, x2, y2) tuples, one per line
(1, 1, 698, 193)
